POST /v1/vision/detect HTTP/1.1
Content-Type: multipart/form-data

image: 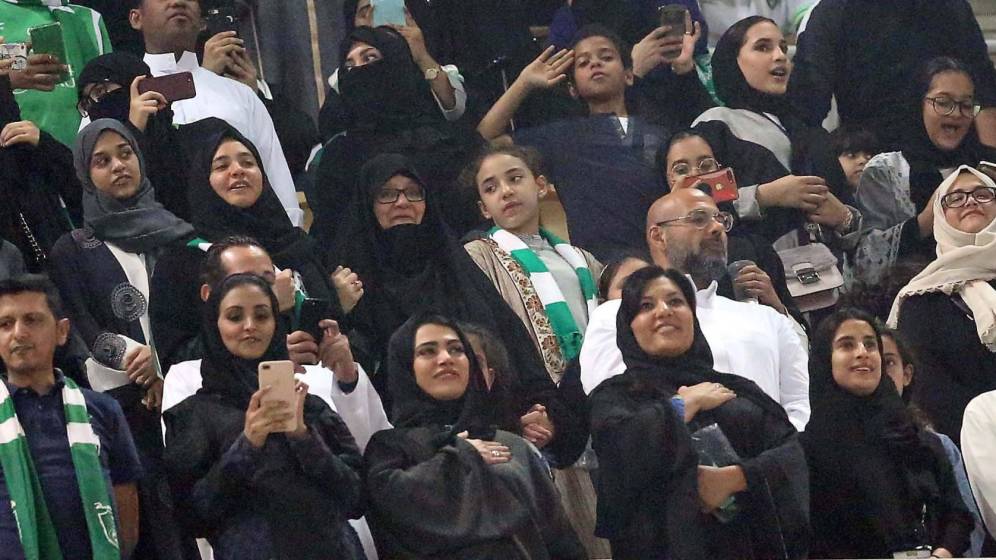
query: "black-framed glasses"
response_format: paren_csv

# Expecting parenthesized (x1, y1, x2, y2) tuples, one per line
(669, 157, 720, 179)
(924, 96, 981, 118)
(940, 186, 996, 208)
(375, 185, 425, 204)
(656, 209, 734, 232)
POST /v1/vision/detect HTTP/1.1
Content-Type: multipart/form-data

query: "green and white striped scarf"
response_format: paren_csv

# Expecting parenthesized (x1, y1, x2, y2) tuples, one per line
(0, 375, 120, 559)
(488, 227, 598, 362)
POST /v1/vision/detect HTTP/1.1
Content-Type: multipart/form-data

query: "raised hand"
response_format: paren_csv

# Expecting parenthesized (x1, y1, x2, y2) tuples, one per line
(128, 76, 167, 132)
(517, 46, 574, 93)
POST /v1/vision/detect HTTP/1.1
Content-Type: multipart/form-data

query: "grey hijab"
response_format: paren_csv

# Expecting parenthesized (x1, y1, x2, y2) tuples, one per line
(73, 119, 193, 254)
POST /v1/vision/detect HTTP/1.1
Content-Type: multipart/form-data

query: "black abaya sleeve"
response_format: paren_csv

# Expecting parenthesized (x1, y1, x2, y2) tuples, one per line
(692, 119, 805, 243)
(923, 434, 973, 556)
(588, 383, 706, 560)
(363, 428, 534, 556)
(150, 246, 206, 370)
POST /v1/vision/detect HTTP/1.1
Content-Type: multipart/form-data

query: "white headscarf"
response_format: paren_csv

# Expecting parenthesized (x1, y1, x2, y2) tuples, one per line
(888, 165, 996, 352)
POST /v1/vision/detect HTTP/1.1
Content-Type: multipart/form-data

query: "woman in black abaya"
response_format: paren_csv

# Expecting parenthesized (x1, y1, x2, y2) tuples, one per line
(331, 153, 585, 465)
(363, 312, 584, 559)
(150, 118, 338, 369)
(803, 308, 972, 558)
(589, 266, 809, 559)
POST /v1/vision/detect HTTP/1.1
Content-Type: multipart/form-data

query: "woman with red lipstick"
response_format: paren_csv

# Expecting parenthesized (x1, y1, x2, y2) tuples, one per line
(889, 166, 996, 447)
(803, 308, 972, 558)
(363, 312, 585, 559)
(854, 57, 996, 285)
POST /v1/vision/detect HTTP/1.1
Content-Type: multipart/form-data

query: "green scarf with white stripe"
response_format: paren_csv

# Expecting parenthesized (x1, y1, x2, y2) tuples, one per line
(0, 374, 119, 559)
(488, 227, 598, 362)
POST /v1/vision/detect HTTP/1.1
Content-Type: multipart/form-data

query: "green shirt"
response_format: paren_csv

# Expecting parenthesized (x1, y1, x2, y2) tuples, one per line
(0, 0, 111, 147)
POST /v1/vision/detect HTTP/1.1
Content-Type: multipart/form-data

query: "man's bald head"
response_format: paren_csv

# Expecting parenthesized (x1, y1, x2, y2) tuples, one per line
(646, 188, 718, 232)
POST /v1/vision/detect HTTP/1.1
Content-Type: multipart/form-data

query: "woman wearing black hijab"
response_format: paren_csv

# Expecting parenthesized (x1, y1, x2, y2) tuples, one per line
(330, 153, 584, 464)
(77, 52, 191, 220)
(363, 312, 585, 559)
(589, 266, 809, 560)
(163, 273, 364, 560)
(853, 56, 996, 285)
(802, 308, 972, 558)
(150, 117, 339, 370)
(693, 16, 859, 246)
(312, 25, 483, 245)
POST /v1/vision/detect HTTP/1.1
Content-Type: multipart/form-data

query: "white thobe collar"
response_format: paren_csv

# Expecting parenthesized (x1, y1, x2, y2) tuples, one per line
(692, 277, 719, 309)
(144, 51, 199, 74)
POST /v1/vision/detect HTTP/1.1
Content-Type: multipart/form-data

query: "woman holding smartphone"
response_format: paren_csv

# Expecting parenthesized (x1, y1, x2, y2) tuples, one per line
(163, 273, 366, 560)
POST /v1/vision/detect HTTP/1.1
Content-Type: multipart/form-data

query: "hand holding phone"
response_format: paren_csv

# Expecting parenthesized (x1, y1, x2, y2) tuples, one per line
(137, 71, 196, 104)
(681, 167, 739, 203)
(257, 360, 299, 434)
(296, 298, 332, 341)
(28, 23, 69, 84)
(372, 0, 407, 27)
(658, 4, 689, 38)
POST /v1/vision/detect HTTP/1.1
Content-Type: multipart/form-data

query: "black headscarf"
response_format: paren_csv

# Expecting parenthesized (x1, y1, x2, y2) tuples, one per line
(386, 313, 506, 441)
(612, 266, 789, 421)
(337, 26, 442, 134)
(712, 16, 850, 201)
(803, 308, 950, 552)
(179, 117, 335, 305)
(73, 119, 193, 255)
(899, 57, 996, 214)
(198, 273, 288, 409)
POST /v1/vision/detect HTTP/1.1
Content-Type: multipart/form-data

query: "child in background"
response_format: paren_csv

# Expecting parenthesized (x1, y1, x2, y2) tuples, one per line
(830, 125, 880, 192)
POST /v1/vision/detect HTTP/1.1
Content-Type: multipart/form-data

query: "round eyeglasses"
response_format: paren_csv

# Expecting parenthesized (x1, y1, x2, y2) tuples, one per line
(656, 209, 734, 232)
(924, 96, 981, 118)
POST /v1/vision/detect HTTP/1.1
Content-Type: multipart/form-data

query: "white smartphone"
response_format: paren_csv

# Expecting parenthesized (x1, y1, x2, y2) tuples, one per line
(258, 360, 298, 433)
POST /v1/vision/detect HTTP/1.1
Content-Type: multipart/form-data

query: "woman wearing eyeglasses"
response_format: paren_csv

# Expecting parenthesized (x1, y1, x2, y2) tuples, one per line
(888, 166, 996, 446)
(853, 56, 996, 286)
(329, 153, 583, 465)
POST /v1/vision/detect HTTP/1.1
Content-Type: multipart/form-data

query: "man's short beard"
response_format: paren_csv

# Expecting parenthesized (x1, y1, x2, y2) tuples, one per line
(666, 240, 727, 287)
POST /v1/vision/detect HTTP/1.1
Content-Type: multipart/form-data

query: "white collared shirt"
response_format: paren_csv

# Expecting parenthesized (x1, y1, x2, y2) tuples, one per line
(579, 280, 811, 431)
(143, 51, 303, 226)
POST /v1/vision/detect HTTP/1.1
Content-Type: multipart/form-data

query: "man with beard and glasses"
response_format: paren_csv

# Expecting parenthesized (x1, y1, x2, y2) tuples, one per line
(579, 188, 810, 430)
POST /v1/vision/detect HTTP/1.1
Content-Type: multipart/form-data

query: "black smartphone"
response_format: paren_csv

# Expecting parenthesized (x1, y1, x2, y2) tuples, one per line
(205, 4, 239, 37)
(658, 4, 689, 38)
(297, 298, 331, 340)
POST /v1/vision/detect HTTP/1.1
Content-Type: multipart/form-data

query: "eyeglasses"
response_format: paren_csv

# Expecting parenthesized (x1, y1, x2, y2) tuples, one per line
(76, 82, 123, 117)
(656, 209, 734, 232)
(375, 185, 425, 204)
(924, 96, 981, 118)
(669, 157, 720, 179)
(940, 186, 996, 208)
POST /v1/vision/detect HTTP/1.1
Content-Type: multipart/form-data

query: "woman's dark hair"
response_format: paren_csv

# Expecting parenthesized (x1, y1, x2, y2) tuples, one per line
(458, 321, 522, 429)
(829, 125, 880, 158)
(913, 56, 974, 103)
(619, 265, 697, 327)
(570, 23, 633, 70)
(597, 250, 652, 302)
(712, 15, 777, 106)
(208, 272, 279, 320)
(809, 307, 883, 397)
(460, 143, 547, 195)
(878, 324, 918, 402)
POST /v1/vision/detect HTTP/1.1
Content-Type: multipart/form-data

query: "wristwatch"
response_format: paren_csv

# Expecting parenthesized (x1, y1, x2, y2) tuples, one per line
(423, 66, 441, 81)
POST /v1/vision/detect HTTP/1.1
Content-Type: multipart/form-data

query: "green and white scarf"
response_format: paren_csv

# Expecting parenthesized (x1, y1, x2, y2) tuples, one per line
(488, 227, 598, 362)
(0, 375, 119, 559)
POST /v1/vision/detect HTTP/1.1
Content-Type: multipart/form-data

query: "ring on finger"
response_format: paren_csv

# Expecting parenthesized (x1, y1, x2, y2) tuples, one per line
(490, 450, 501, 457)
